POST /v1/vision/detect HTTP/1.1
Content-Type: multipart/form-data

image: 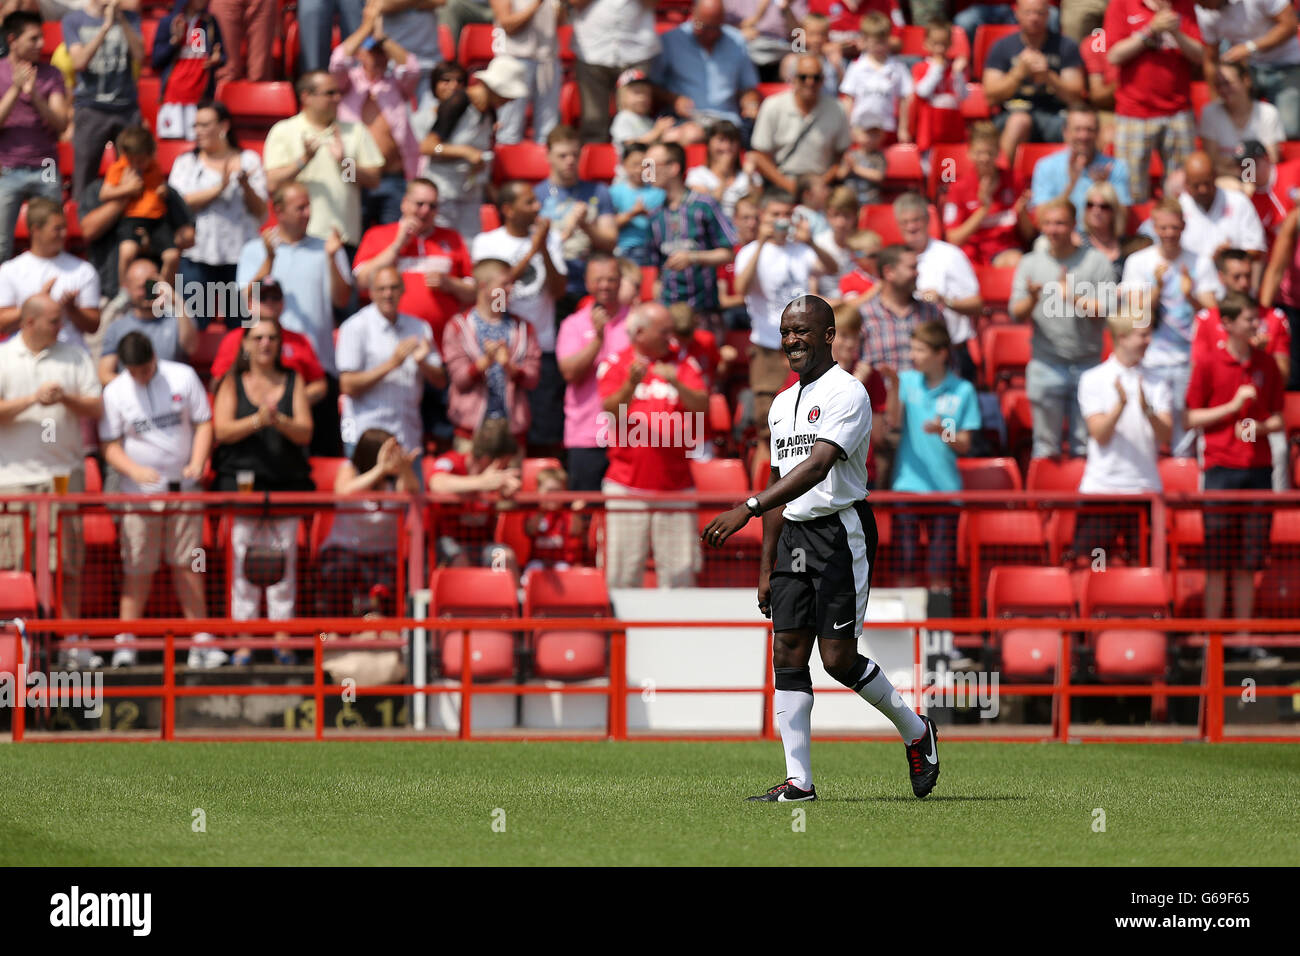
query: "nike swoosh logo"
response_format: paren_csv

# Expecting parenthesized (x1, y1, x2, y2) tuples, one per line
(772, 418, 783, 426)
(924, 730, 937, 765)
(833, 619, 853, 630)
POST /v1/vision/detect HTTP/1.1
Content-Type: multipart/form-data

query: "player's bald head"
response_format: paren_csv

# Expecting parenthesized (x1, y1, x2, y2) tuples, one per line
(783, 294, 835, 335)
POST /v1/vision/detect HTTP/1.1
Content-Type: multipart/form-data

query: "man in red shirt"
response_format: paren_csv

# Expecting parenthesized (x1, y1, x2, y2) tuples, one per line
(1193, 248, 1292, 382)
(1186, 291, 1285, 641)
(209, 279, 328, 405)
(596, 302, 709, 588)
(352, 178, 476, 344)
(1103, 0, 1202, 202)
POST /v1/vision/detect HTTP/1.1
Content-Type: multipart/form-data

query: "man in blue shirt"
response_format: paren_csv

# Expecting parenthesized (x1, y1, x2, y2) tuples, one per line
(533, 125, 618, 316)
(650, 0, 761, 145)
(1030, 106, 1131, 221)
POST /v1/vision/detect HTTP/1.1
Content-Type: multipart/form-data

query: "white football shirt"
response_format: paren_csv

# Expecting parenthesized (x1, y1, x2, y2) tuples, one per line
(99, 359, 211, 493)
(767, 362, 872, 521)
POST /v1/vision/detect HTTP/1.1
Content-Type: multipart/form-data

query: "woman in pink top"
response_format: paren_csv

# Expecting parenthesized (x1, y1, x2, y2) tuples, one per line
(330, 6, 421, 229)
(1260, 204, 1300, 388)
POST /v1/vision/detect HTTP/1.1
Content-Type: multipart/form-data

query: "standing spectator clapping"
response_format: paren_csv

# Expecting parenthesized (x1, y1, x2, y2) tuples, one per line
(168, 101, 268, 328)
(0, 11, 69, 264)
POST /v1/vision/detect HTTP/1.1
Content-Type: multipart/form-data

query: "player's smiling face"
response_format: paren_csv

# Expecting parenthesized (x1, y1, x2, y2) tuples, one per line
(780, 305, 833, 372)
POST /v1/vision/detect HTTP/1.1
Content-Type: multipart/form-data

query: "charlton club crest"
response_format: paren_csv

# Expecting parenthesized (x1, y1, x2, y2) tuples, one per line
(807, 406, 820, 424)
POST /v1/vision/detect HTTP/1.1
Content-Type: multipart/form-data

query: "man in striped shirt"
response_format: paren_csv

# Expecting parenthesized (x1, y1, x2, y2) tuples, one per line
(646, 141, 738, 345)
(857, 244, 944, 374)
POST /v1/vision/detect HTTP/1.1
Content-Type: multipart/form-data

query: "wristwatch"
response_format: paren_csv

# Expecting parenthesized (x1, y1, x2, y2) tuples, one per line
(745, 496, 763, 517)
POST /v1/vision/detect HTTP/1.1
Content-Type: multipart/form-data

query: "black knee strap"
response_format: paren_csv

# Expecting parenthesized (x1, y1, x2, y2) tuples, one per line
(833, 654, 877, 691)
(774, 666, 812, 692)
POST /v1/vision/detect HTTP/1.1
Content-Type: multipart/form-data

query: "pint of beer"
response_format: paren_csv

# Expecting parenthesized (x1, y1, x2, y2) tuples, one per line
(52, 470, 70, 494)
(237, 469, 256, 493)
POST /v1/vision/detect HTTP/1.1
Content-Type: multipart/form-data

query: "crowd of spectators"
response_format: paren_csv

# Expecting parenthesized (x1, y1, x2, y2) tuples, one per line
(0, 0, 1296, 668)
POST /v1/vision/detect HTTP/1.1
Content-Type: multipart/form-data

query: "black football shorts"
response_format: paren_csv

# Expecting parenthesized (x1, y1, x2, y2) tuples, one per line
(770, 500, 878, 640)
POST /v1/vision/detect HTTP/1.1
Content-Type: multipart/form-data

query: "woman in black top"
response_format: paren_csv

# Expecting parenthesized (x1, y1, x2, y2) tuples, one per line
(213, 316, 314, 664)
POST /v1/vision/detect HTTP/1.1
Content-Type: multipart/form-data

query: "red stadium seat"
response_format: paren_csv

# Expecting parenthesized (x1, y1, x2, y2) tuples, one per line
(692, 457, 762, 585)
(685, 143, 708, 169)
(1283, 391, 1300, 441)
(42, 21, 63, 57)
(858, 202, 942, 244)
(578, 142, 617, 182)
(458, 23, 498, 69)
(430, 567, 518, 680)
(1278, 141, 1300, 163)
(192, 326, 226, 379)
(640, 265, 657, 300)
(1080, 567, 1170, 682)
(1012, 142, 1061, 193)
(0, 570, 37, 621)
(755, 82, 789, 100)
(1000, 387, 1032, 468)
(928, 142, 973, 199)
(1256, 563, 1300, 617)
(1026, 457, 1085, 492)
(707, 392, 731, 441)
(492, 142, 550, 184)
(1028, 457, 1086, 563)
(986, 566, 1074, 679)
(495, 510, 532, 566)
(140, 19, 160, 72)
(882, 144, 924, 191)
(972, 24, 1018, 79)
(560, 80, 581, 127)
(138, 75, 160, 133)
(1189, 81, 1211, 124)
(897, 25, 971, 60)
(1171, 569, 1205, 618)
(154, 140, 195, 175)
(957, 457, 1022, 491)
(223, 81, 298, 132)
(438, 23, 455, 63)
(959, 84, 991, 120)
(981, 324, 1031, 392)
(557, 24, 575, 64)
(522, 457, 562, 492)
(974, 264, 1015, 323)
(0, 570, 36, 679)
(480, 203, 501, 231)
(1159, 457, 1200, 493)
(309, 456, 346, 493)
(523, 567, 610, 680)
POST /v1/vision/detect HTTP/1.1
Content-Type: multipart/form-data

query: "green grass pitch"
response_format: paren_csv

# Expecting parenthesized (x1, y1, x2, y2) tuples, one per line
(2, 742, 1297, 866)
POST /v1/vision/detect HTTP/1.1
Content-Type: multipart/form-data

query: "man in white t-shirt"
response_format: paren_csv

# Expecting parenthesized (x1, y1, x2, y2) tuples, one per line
(0, 294, 102, 653)
(99, 331, 219, 669)
(735, 190, 839, 473)
(0, 197, 101, 352)
(892, 192, 983, 381)
(1142, 153, 1267, 267)
(1074, 305, 1174, 563)
(337, 266, 446, 469)
(470, 180, 568, 451)
(1121, 198, 1219, 456)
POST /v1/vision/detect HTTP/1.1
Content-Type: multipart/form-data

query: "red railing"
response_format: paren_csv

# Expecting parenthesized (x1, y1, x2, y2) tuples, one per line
(5, 617, 1298, 744)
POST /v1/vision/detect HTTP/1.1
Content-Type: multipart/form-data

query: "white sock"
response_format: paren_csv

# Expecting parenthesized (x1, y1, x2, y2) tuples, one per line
(854, 660, 926, 742)
(774, 688, 814, 789)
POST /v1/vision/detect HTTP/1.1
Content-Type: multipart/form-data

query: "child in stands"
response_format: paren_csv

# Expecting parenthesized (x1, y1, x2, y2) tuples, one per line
(101, 126, 181, 291)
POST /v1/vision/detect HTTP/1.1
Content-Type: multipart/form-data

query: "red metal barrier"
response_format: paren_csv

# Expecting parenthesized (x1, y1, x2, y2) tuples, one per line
(5, 617, 1299, 744)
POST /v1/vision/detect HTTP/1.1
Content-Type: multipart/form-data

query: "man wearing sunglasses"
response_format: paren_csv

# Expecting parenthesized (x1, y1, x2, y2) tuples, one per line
(749, 54, 850, 198)
(264, 70, 386, 248)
